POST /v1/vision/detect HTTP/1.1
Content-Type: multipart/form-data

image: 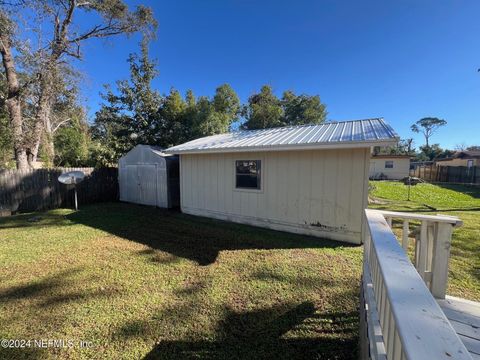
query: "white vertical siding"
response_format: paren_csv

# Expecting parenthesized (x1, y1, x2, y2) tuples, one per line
(369, 157, 410, 180)
(180, 148, 370, 244)
(118, 145, 178, 208)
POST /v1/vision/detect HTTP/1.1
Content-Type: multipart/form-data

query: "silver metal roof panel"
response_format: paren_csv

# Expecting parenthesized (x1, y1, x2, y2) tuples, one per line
(165, 118, 398, 154)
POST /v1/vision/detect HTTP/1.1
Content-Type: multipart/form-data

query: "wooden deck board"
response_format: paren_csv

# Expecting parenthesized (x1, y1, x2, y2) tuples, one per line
(438, 296, 480, 358)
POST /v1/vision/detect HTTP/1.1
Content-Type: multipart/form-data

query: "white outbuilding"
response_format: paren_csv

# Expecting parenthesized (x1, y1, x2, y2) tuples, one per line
(119, 145, 180, 208)
(165, 118, 398, 244)
(369, 154, 412, 180)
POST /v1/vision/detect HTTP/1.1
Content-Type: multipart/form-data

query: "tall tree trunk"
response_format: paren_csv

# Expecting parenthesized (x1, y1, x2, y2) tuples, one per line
(44, 113, 55, 166)
(30, 74, 55, 166)
(0, 31, 29, 169)
(29, 119, 43, 165)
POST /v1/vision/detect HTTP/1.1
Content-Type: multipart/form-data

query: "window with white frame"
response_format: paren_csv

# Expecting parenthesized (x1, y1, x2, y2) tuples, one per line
(385, 160, 394, 169)
(467, 160, 474, 168)
(235, 160, 261, 189)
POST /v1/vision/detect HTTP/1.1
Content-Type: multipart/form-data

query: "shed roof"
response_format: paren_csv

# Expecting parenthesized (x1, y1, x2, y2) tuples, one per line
(165, 118, 398, 154)
(119, 144, 176, 166)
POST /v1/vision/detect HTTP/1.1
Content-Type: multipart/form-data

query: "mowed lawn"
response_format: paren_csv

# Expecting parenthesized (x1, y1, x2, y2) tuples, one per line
(370, 181, 480, 301)
(0, 203, 362, 360)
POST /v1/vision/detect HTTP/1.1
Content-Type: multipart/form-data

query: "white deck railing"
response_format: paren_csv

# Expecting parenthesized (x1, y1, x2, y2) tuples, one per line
(377, 209, 463, 299)
(360, 209, 470, 360)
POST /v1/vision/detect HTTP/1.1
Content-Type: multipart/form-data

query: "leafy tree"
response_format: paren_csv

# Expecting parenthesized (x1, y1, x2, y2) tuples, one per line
(92, 39, 162, 165)
(54, 111, 90, 167)
(193, 96, 215, 136)
(417, 144, 454, 161)
(195, 84, 240, 136)
(242, 86, 327, 130)
(401, 138, 415, 154)
(467, 145, 480, 151)
(160, 84, 239, 145)
(159, 88, 187, 147)
(212, 84, 240, 124)
(373, 138, 416, 156)
(0, 0, 156, 169)
(242, 85, 283, 130)
(411, 117, 447, 147)
(281, 91, 327, 126)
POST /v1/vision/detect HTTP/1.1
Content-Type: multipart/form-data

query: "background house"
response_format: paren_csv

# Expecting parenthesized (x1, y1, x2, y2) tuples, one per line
(166, 119, 398, 244)
(369, 154, 411, 180)
(435, 150, 480, 168)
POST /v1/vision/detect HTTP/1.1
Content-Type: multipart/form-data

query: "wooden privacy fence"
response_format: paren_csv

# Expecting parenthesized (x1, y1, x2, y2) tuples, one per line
(410, 164, 480, 184)
(0, 167, 118, 213)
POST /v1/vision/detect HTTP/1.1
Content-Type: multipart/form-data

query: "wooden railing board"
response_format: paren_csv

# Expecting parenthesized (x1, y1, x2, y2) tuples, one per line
(362, 209, 471, 360)
(369, 209, 462, 226)
(361, 261, 388, 360)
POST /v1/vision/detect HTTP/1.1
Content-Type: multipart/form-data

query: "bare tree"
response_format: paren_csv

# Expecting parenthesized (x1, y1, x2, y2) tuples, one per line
(0, 0, 156, 168)
(454, 142, 468, 152)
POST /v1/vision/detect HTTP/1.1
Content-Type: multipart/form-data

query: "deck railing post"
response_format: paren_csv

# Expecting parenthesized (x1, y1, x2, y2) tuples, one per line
(401, 220, 409, 251)
(417, 221, 428, 279)
(430, 222, 454, 299)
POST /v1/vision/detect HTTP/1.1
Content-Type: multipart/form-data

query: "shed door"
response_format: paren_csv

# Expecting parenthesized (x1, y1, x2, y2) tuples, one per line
(137, 164, 157, 206)
(125, 165, 140, 203)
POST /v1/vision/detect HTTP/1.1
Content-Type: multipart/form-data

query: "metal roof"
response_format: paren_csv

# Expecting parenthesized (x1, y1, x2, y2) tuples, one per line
(165, 118, 399, 154)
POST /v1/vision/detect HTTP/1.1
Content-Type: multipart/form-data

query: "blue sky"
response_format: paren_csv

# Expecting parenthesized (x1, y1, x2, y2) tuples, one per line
(76, 0, 480, 149)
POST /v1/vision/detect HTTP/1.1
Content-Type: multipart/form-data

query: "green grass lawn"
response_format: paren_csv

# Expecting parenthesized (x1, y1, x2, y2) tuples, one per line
(0, 203, 361, 360)
(369, 181, 480, 301)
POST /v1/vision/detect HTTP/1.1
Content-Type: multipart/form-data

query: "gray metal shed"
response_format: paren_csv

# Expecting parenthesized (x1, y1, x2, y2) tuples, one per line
(118, 145, 179, 208)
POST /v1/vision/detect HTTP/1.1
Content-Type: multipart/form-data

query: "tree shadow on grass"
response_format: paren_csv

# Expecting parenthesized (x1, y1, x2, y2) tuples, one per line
(0, 212, 76, 230)
(139, 302, 358, 360)
(66, 203, 356, 266)
(433, 183, 480, 199)
(0, 268, 83, 302)
(111, 271, 359, 360)
(0, 345, 45, 360)
(0, 268, 116, 306)
(0, 268, 119, 360)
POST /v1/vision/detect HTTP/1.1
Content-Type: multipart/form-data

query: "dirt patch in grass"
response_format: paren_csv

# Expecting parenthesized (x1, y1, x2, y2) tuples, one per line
(0, 203, 362, 359)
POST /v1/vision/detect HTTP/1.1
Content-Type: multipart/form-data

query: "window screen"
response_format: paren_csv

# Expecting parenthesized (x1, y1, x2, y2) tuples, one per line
(235, 160, 261, 189)
(385, 161, 394, 169)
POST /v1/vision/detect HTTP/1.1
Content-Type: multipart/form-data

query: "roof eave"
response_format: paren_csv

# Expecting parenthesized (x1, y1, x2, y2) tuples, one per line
(165, 138, 398, 155)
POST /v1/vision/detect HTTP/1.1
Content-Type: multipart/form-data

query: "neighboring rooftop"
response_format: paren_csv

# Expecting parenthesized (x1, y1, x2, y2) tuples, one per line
(436, 150, 480, 162)
(165, 118, 398, 154)
(455, 150, 480, 158)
